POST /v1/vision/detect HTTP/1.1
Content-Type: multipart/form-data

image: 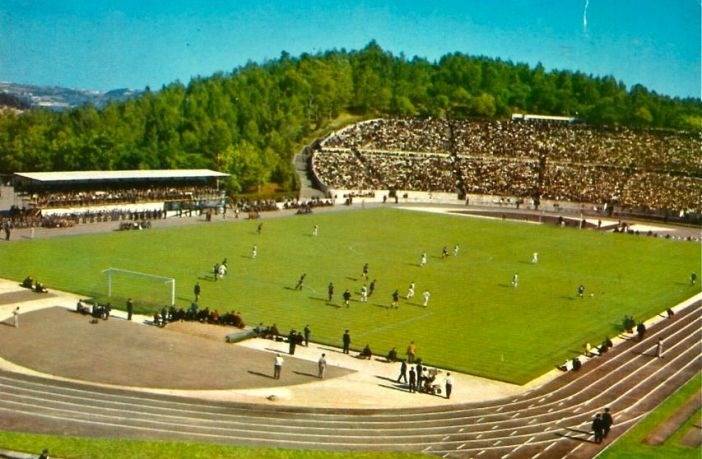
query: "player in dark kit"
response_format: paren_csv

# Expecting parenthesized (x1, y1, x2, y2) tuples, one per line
(369, 279, 377, 296)
(328, 282, 334, 303)
(577, 284, 586, 298)
(294, 273, 306, 290)
(257, 223, 263, 234)
(362, 263, 369, 280)
(391, 289, 400, 308)
(691, 272, 697, 286)
(442, 246, 449, 259)
(343, 289, 352, 307)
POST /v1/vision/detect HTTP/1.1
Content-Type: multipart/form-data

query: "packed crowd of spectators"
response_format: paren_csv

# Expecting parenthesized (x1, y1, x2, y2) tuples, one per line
(28, 186, 222, 209)
(153, 303, 245, 328)
(1, 206, 167, 229)
(313, 118, 701, 214)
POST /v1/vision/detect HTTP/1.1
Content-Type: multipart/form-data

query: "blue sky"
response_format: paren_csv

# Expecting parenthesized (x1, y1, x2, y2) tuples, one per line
(0, 0, 699, 98)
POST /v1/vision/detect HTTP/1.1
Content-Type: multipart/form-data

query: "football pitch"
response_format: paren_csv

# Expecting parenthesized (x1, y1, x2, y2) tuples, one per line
(0, 207, 698, 384)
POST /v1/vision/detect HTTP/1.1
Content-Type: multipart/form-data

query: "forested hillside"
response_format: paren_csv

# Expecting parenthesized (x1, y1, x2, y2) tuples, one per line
(1, 42, 700, 192)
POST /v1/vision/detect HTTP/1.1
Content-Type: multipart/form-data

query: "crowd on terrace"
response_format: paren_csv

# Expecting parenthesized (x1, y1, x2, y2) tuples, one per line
(313, 118, 701, 214)
(29, 186, 221, 208)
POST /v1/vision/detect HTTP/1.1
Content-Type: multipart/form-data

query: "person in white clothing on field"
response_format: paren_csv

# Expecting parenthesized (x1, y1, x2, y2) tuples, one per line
(422, 290, 431, 307)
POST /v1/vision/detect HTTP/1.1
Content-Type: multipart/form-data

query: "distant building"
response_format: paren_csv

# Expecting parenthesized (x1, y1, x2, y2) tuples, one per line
(511, 113, 577, 124)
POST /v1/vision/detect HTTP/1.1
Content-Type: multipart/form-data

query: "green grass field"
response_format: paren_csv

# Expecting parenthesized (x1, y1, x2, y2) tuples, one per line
(599, 373, 701, 459)
(0, 208, 698, 384)
(0, 431, 421, 459)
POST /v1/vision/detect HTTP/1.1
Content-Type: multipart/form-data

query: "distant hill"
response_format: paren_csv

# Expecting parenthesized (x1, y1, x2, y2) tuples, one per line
(0, 82, 141, 111)
(0, 42, 700, 188)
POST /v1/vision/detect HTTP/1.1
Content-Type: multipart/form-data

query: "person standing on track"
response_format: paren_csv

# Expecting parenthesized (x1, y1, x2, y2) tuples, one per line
(273, 353, 283, 379)
(408, 367, 417, 393)
(342, 330, 351, 354)
(126, 298, 133, 321)
(304, 325, 311, 346)
(602, 407, 614, 439)
(445, 372, 453, 399)
(592, 413, 604, 443)
(12, 306, 19, 328)
(656, 338, 663, 358)
(318, 353, 327, 379)
(397, 360, 408, 383)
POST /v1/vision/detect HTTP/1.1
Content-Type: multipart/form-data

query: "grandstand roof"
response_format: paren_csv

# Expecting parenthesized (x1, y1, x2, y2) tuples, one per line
(13, 169, 229, 183)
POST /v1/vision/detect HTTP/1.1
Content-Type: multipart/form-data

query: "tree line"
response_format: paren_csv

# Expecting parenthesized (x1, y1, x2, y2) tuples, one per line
(1, 41, 700, 192)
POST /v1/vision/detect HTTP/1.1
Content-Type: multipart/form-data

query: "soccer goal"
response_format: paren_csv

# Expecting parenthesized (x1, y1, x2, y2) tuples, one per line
(103, 268, 175, 306)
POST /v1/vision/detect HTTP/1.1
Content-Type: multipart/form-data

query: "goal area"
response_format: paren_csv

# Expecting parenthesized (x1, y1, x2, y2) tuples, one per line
(102, 268, 175, 307)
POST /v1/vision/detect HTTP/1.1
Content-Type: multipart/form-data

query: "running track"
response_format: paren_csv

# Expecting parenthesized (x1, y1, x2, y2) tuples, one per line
(0, 302, 699, 458)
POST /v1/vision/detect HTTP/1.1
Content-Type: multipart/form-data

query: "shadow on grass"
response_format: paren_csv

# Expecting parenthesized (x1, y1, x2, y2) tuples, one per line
(405, 302, 427, 308)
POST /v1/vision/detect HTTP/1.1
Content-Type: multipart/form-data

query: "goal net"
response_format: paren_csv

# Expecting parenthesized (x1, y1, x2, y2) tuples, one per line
(102, 268, 175, 307)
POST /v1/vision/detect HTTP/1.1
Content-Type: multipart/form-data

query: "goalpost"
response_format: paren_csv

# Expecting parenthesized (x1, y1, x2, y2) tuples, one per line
(103, 268, 176, 306)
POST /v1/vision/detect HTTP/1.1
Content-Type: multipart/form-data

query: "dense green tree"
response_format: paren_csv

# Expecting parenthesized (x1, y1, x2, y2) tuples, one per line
(0, 43, 700, 189)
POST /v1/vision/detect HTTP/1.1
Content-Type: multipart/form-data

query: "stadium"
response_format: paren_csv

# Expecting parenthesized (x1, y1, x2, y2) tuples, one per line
(0, 5, 701, 457)
(0, 108, 700, 458)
